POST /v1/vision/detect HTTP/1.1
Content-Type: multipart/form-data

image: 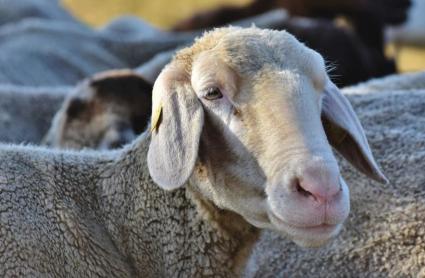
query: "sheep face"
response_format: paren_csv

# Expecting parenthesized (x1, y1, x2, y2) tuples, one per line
(148, 27, 386, 247)
(44, 70, 152, 150)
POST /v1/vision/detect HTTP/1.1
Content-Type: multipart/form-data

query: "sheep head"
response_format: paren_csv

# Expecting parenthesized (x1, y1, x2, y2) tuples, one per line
(44, 70, 152, 150)
(148, 27, 386, 247)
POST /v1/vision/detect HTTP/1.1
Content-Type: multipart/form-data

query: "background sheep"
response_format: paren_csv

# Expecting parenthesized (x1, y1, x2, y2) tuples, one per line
(0, 85, 68, 144)
(42, 54, 173, 150)
(44, 69, 153, 150)
(0, 50, 174, 148)
(0, 27, 384, 276)
(0, 18, 192, 86)
(247, 71, 425, 277)
(44, 48, 186, 150)
(0, 48, 174, 147)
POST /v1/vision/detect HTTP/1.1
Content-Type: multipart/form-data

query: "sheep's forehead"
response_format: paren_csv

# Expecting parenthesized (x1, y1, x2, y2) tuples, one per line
(198, 28, 327, 89)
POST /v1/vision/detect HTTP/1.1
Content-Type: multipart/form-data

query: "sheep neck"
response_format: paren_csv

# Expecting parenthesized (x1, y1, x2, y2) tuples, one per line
(98, 133, 260, 277)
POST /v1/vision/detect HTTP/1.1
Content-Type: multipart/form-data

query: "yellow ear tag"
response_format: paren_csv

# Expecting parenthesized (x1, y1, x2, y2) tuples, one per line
(150, 103, 163, 133)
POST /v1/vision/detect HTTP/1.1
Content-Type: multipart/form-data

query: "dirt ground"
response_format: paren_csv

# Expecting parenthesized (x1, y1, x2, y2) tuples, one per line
(63, 0, 425, 73)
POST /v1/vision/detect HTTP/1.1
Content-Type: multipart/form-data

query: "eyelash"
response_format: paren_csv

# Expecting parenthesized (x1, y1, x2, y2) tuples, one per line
(203, 87, 223, 100)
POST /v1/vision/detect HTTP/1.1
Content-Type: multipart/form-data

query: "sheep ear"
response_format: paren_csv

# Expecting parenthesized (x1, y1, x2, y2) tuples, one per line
(147, 66, 204, 190)
(321, 80, 388, 183)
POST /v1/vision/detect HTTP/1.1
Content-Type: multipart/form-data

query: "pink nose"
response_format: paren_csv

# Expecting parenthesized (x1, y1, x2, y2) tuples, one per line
(295, 162, 341, 204)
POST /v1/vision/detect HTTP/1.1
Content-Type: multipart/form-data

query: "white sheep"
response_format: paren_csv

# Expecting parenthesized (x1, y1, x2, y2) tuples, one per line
(0, 27, 385, 277)
(248, 71, 425, 277)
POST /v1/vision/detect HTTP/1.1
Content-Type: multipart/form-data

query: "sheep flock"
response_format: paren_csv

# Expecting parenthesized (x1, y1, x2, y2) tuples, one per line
(0, 3, 424, 278)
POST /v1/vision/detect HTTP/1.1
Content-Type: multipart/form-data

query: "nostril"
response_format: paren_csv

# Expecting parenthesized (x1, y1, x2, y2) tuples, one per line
(295, 161, 343, 203)
(297, 177, 341, 204)
(295, 182, 314, 198)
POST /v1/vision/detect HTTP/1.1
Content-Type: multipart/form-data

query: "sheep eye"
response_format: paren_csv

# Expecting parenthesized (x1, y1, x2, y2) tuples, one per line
(203, 87, 223, 100)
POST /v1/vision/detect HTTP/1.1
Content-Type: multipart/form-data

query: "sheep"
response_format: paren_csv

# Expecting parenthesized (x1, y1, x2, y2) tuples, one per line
(0, 84, 68, 144)
(247, 71, 425, 277)
(0, 27, 386, 277)
(42, 50, 178, 150)
(44, 69, 153, 150)
(39, 63, 425, 278)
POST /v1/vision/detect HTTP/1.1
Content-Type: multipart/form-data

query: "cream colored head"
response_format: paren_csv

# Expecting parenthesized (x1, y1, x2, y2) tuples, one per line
(44, 70, 152, 150)
(147, 27, 386, 247)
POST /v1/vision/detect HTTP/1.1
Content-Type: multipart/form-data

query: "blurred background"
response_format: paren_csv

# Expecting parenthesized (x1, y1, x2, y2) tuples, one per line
(63, 0, 250, 28)
(63, 0, 425, 73)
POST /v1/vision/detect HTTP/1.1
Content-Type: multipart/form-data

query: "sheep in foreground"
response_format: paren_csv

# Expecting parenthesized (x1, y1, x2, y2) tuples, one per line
(44, 51, 176, 150)
(0, 27, 385, 277)
(44, 70, 153, 150)
(0, 85, 68, 144)
(42, 66, 425, 277)
(248, 72, 425, 277)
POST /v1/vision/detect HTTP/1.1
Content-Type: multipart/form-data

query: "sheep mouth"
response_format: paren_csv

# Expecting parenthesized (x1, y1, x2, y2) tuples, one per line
(268, 211, 342, 246)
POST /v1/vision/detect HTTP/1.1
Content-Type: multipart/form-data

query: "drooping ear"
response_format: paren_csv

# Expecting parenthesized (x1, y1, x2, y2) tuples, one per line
(147, 65, 204, 190)
(321, 80, 388, 183)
